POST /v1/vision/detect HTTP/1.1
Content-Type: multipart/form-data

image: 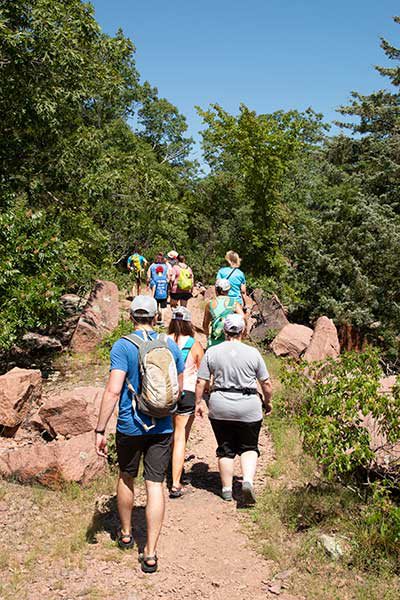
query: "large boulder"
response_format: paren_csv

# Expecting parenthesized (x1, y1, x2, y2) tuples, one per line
(21, 332, 62, 352)
(303, 317, 340, 363)
(270, 324, 313, 358)
(0, 431, 106, 487)
(57, 432, 107, 485)
(0, 368, 42, 436)
(39, 387, 104, 438)
(70, 280, 119, 353)
(251, 291, 289, 332)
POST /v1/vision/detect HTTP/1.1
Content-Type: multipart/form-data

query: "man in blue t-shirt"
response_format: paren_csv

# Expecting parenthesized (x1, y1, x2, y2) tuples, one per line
(95, 295, 184, 573)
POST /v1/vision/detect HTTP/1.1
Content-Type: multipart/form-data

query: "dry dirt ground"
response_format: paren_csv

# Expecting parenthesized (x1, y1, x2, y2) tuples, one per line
(0, 415, 300, 600)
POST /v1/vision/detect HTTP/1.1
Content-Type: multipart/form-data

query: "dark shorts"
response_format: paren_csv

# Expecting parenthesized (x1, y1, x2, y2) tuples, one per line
(209, 419, 262, 459)
(116, 431, 172, 482)
(170, 291, 192, 301)
(156, 298, 168, 309)
(176, 390, 195, 416)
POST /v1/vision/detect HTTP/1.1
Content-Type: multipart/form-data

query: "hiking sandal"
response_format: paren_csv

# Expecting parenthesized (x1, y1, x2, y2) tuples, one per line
(139, 553, 158, 573)
(169, 486, 183, 499)
(117, 529, 134, 549)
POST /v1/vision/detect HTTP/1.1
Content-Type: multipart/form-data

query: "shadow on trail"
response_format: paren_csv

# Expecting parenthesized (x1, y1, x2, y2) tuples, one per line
(85, 494, 147, 551)
(188, 461, 248, 507)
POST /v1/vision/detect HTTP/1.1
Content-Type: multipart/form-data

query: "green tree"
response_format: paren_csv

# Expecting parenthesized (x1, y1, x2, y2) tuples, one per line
(196, 103, 323, 277)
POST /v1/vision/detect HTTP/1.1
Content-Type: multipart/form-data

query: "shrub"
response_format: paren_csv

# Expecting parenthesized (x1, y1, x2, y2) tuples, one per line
(281, 349, 400, 482)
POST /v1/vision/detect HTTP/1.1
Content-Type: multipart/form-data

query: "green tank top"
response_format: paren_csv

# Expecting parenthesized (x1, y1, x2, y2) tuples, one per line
(208, 297, 237, 347)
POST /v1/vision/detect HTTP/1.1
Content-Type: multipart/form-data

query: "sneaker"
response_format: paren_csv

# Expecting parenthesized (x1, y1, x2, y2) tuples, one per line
(221, 489, 233, 502)
(242, 481, 256, 505)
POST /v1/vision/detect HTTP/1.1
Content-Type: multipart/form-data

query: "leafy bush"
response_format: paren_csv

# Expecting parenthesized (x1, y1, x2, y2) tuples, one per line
(0, 200, 96, 349)
(280, 349, 400, 567)
(281, 349, 400, 481)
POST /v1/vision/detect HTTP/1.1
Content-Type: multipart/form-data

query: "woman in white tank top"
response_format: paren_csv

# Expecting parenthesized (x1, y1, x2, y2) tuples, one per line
(167, 307, 204, 498)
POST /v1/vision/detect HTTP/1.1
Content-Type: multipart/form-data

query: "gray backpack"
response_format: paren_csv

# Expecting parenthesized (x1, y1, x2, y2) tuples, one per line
(123, 331, 180, 430)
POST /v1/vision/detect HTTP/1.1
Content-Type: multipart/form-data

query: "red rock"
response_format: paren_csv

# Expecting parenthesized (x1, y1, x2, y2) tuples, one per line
(270, 324, 313, 358)
(251, 292, 289, 333)
(0, 431, 107, 487)
(39, 387, 102, 437)
(204, 286, 216, 301)
(70, 280, 120, 353)
(303, 316, 340, 363)
(0, 368, 42, 436)
(379, 375, 397, 395)
(56, 431, 107, 484)
(0, 441, 59, 486)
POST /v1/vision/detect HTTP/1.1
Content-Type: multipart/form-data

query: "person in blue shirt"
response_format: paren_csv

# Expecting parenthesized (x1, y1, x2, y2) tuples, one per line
(95, 295, 184, 573)
(147, 253, 169, 325)
(216, 250, 247, 307)
(127, 251, 148, 298)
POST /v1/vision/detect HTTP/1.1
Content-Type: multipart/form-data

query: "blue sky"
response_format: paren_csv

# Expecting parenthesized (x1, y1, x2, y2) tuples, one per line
(90, 0, 399, 160)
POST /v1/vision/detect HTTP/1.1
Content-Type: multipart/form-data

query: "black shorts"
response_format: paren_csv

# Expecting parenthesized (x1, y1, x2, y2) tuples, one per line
(209, 419, 262, 459)
(116, 432, 172, 482)
(176, 390, 195, 415)
(170, 291, 192, 301)
(156, 298, 167, 309)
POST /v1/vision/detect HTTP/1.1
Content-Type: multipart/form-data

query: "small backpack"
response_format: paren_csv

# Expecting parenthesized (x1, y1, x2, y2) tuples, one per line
(210, 298, 236, 342)
(150, 264, 168, 300)
(177, 266, 193, 291)
(123, 331, 180, 430)
(129, 254, 142, 274)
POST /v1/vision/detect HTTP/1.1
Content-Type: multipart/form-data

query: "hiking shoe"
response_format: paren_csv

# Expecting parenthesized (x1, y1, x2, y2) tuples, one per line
(242, 481, 256, 505)
(221, 489, 233, 502)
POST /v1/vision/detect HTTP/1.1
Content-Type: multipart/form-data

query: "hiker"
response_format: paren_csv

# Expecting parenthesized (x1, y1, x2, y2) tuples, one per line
(95, 295, 184, 573)
(170, 254, 194, 308)
(202, 278, 244, 347)
(166, 250, 179, 271)
(195, 314, 272, 505)
(127, 251, 148, 297)
(216, 250, 247, 308)
(167, 307, 204, 498)
(148, 253, 169, 325)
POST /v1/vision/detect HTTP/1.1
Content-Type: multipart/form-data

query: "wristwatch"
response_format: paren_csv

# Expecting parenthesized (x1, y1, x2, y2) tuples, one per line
(95, 429, 105, 435)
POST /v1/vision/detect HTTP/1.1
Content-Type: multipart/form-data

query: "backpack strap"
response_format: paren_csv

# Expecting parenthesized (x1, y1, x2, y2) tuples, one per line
(181, 337, 195, 363)
(226, 267, 238, 281)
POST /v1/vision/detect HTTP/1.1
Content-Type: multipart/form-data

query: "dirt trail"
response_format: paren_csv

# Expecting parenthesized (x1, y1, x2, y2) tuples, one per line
(1, 300, 288, 600)
(136, 416, 274, 600)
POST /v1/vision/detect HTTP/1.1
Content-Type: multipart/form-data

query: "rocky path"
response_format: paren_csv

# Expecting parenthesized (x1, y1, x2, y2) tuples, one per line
(128, 415, 275, 600)
(0, 296, 291, 600)
(0, 414, 278, 600)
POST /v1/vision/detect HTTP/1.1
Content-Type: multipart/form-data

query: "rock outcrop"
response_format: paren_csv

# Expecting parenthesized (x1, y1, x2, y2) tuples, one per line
(270, 324, 313, 358)
(252, 292, 289, 330)
(39, 387, 104, 438)
(70, 280, 119, 353)
(303, 316, 340, 363)
(0, 368, 42, 436)
(0, 431, 106, 487)
(21, 332, 63, 352)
